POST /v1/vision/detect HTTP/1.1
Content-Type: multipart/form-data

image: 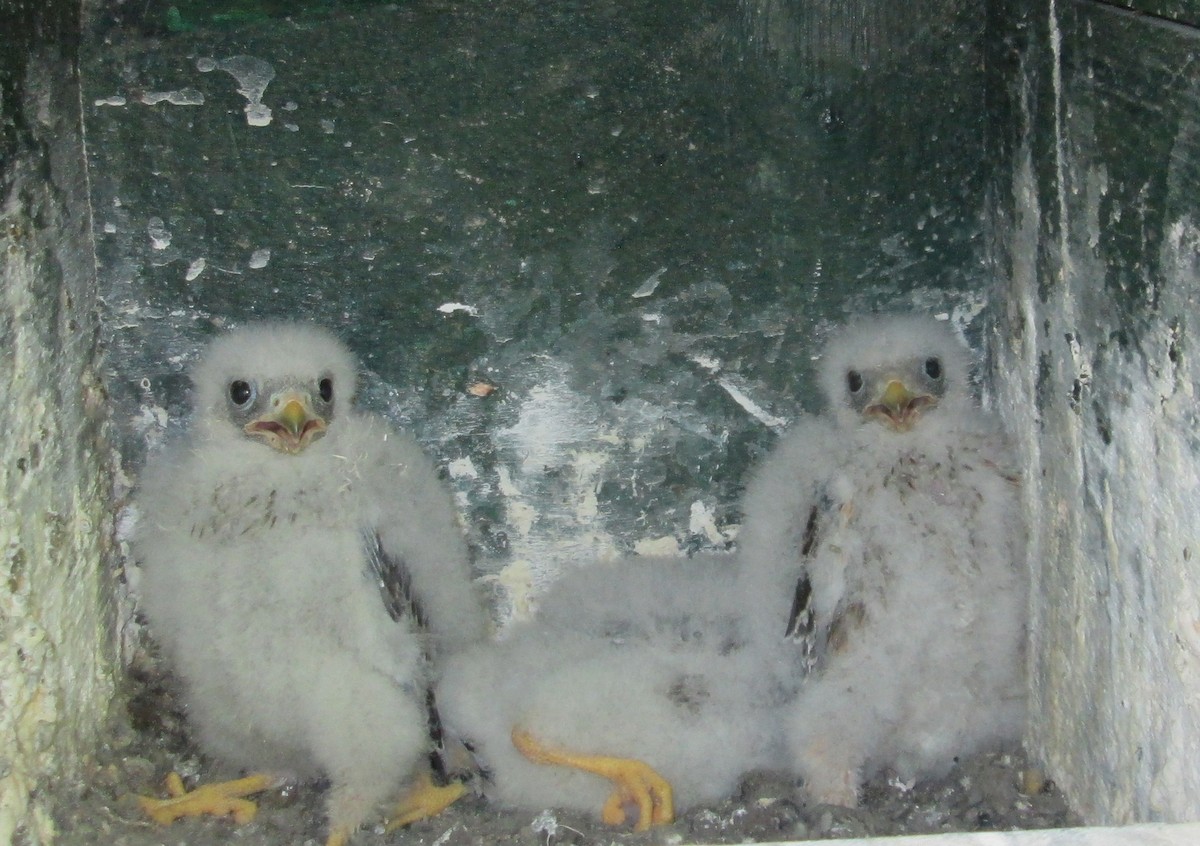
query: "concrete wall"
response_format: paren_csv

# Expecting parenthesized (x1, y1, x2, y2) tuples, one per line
(0, 0, 118, 840)
(985, 0, 1200, 826)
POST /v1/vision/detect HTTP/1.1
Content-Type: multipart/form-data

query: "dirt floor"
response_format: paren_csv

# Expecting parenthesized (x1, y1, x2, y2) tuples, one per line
(50, 682, 1077, 846)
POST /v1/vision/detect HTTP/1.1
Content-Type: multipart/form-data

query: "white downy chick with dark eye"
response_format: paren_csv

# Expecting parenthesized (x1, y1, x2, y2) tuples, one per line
(437, 553, 782, 830)
(133, 322, 486, 846)
(737, 314, 1028, 807)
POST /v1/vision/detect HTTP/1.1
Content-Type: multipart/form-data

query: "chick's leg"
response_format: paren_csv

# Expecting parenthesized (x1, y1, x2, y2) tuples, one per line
(137, 771, 275, 825)
(385, 772, 468, 831)
(511, 728, 674, 830)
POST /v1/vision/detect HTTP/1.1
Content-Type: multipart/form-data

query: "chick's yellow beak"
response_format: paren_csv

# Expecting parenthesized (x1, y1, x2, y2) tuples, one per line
(244, 391, 328, 453)
(880, 380, 915, 415)
(277, 399, 309, 437)
(865, 379, 936, 432)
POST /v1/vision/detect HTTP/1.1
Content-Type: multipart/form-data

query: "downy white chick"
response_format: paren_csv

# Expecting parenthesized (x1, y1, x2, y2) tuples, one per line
(437, 554, 782, 830)
(737, 314, 1028, 806)
(133, 322, 486, 846)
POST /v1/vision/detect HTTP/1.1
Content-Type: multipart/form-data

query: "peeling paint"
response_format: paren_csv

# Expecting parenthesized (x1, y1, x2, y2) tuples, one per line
(198, 55, 275, 126)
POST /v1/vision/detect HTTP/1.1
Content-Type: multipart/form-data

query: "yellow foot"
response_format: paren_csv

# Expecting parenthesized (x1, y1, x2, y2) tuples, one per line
(385, 773, 468, 831)
(136, 771, 275, 825)
(512, 728, 674, 831)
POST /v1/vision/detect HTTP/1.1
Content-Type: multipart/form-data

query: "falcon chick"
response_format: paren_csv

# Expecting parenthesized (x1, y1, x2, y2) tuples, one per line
(737, 314, 1028, 807)
(437, 554, 781, 830)
(133, 322, 486, 845)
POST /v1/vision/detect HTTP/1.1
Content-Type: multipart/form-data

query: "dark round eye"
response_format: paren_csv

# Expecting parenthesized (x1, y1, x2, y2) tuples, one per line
(924, 357, 942, 379)
(229, 380, 255, 407)
(318, 377, 334, 403)
(847, 370, 864, 393)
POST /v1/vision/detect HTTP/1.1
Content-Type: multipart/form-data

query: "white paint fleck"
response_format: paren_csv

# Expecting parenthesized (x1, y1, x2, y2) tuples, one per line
(140, 88, 205, 106)
(245, 104, 272, 127)
(134, 404, 169, 437)
(632, 265, 668, 298)
(447, 457, 479, 480)
(200, 55, 274, 126)
(429, 823, 460, 846)
(93, 95, 126, 106)
(185, 258, 206, 281)
(437, 302, 479, 317)
(248, 248, 271, 269)
(716, 376, 788, 429)
(634, 535, 681, 556)
(690, 353, 721, 373)
(147, 217, 171, 250)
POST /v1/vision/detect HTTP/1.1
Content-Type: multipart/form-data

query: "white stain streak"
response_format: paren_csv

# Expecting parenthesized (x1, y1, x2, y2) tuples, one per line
(489, 366, 624, 626)
(716, 377, 788, 430)
(506, 501, 537, 537)
(498, 374, 593, 472)
(571, 451, 607, 521)
(689, 500, 729, 545)
(437, 302, 479, 317)
(496, 466, 522, 497)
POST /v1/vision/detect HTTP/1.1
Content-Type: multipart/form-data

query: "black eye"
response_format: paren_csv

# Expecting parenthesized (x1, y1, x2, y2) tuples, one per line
(229, 380, 255, 407)
(318, 378, 334, 403)
(924, 357, 942, 379)
(847, 370, 864, 393)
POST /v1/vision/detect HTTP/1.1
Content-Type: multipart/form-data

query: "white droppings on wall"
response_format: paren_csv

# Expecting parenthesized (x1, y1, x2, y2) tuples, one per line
(688, 500, 730, 546)
(992, 119, 1200, 822)
(1, 55, 117, 840)
(489, 365, 624, 624)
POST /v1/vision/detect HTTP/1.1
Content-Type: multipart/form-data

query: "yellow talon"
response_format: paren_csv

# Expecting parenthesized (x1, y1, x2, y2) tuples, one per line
(136, 771, 275, 826)
(512, 728, 674, 830)
(385, 773, 468, 831)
